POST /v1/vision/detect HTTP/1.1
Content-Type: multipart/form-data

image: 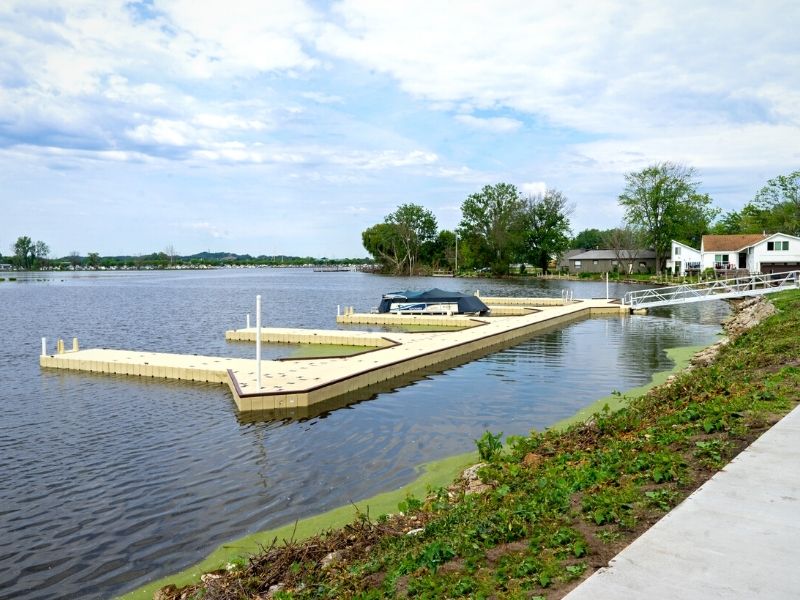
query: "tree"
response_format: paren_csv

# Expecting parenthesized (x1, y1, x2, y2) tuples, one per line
(33, 240, 49, 268)
(744, 170, 800, 235)
(618, 163, 718, 273)
(87, 252, 100, 269)
(68, 251, 81, 268)
(521, 189, 573, 273)
(13, 236, 33, 269)
(459, 183, 525, 275)
(164, 244, 177, 267)
(571, 228, 609, 250)
(361, 204, 437, 275)
(604, 226, 647, 274)
(710, 211, 744, 235)
(386, 203, 437, 275)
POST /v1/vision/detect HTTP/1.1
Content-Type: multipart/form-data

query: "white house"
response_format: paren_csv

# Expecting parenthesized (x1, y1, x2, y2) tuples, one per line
(668, 233, 800, 275)
(748, 233, 800, 274)
(666, 241, 702, 275)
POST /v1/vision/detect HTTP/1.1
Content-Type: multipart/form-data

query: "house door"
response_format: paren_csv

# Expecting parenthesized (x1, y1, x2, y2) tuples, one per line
(674, 261, 681, 275)
(738, 252, 747, 269)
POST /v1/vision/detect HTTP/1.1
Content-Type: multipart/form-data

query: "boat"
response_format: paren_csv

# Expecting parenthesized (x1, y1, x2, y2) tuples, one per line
(378, 288, 490, 316)
(313, 266, 351, 272)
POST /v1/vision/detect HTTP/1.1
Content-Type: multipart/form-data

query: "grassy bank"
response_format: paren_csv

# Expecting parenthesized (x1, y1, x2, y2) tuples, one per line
(152, 290, 800, 598)
(126, 342, 705, 599)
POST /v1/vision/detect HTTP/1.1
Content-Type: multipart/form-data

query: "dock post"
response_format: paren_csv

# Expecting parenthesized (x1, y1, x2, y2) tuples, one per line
(41, 337, 46, 356)
(72, 338, 79, 352)
(337, 304, 340, 316)
(256, 295, 262, 391)
(606, 272, 609, 300)
(57, 339, 64, 354)
(246, 313, 250, 329)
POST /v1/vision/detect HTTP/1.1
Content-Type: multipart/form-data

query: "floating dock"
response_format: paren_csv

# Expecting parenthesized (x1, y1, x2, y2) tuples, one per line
(40, 298, 626, 415)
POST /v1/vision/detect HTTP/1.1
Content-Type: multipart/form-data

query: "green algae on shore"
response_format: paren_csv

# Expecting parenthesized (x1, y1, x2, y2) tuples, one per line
(121, 341, 706, 600)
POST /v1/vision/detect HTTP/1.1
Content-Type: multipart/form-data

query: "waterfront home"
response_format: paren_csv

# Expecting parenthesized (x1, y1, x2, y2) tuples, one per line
(568, 249, 656, 274)
(668, 233, 800, 275)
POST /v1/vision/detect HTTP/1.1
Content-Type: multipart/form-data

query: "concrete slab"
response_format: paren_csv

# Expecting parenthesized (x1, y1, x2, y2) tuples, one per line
(564, 404, 800, 600)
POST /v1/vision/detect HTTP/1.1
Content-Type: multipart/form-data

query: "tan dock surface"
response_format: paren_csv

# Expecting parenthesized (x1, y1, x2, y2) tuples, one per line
(41, 299, 626, 414)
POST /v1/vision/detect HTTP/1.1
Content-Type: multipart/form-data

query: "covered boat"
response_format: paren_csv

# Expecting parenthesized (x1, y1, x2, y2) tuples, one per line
(378, 288, 490, 316)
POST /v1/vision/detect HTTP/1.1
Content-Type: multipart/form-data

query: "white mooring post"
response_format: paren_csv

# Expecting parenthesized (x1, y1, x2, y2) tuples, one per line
(255, 295, 262, 391)
(337, 304, 341, 316)
(606, 272, 609, 300)
(41, 337, 46, 357)
(246, 313, 250, 329)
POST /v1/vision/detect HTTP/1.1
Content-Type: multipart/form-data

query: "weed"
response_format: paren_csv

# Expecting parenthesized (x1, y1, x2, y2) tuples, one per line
(475, 430, 504, 461)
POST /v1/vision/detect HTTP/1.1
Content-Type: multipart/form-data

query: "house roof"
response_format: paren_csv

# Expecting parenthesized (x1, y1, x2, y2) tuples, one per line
(570, 249, 656, 261)
(702, 234, 767, 252)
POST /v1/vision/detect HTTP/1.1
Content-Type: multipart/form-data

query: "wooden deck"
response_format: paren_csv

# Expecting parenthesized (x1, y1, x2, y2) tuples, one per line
(40, 299, 626, 415)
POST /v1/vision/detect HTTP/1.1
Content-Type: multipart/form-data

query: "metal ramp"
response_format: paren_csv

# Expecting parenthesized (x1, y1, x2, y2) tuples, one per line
(623, 271, 800, 309)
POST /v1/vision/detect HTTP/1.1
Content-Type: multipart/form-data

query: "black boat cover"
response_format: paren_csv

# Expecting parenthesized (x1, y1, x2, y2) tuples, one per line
(378, 288, 490, 315)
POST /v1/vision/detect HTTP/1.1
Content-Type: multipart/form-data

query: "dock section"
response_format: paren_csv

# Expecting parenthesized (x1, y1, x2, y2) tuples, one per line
(41, 299, 626, 414)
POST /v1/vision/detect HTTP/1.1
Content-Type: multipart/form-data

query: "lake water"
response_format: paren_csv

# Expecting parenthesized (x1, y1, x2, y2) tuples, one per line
(0, 269, 728, 599)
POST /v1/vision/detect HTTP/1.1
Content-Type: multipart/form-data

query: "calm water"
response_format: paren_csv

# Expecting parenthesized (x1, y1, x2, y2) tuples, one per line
(0, 270, 728, 599)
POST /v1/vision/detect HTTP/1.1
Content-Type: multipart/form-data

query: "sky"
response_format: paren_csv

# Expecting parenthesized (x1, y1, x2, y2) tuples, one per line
(1, 1, 799, 258)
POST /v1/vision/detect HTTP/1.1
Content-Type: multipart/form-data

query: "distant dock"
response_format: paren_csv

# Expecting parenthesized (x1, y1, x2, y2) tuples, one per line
(40, 298, 626, 415)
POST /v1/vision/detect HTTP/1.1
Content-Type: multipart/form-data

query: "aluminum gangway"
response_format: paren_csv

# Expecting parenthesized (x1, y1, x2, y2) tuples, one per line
(623, 270, 800, 309)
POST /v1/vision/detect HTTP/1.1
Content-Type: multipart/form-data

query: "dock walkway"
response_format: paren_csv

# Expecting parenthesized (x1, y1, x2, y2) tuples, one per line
(41, 299, 624, 414)
(565, 404, 800, 600)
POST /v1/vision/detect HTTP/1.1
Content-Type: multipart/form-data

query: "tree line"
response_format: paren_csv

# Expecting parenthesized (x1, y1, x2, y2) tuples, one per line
(0, 239, 372, 271)
(362, 165, 799, 275)
(363, 184, 573, 276)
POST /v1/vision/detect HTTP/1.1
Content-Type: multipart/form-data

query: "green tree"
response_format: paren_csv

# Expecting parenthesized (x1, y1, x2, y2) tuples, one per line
(618, 163, 718, 273)
(521, 188, 573, 273)
(362, 223, 403, 273)
(361, 204, 438, 275)
(710, 210, 744, 235)
(386, 203, 437, 275)
(33, 240, 50, 269)
(571, 228, 609, 250)
(459, 183, 525, 275)
(87, 252, 100, 269)
(742, 170, 800, 235)
(13, 236, 33, 269)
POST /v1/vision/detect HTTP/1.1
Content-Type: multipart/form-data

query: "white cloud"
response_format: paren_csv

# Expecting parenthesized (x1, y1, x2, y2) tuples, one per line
(573, 123, 800, 173)
(455, 114, 522, 133)
(318, 0, 800, 138)
(521, 181, 547, 196)
(301, 91, 344, 104)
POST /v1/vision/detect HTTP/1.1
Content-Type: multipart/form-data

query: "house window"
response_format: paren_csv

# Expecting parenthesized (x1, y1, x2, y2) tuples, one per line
(768, 241, 789, 251)
(714, 254, 729, 263)
(675, 246, 681, 255)
(639, 262, 646, 268)
(593, 260, 598, 265)
(574, 260, 582, 268)
(611, 260, 618, 266)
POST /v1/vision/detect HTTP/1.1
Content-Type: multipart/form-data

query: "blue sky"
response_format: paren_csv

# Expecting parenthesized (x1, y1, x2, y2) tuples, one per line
(1, 0, 799, 258)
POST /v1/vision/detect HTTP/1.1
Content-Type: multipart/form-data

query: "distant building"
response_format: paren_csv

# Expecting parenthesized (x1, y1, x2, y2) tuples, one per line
(0, 263, 13, 271)
(568, 249, 656, 274)
(668, 233, 800, 275)
(558, 249, 585, 272)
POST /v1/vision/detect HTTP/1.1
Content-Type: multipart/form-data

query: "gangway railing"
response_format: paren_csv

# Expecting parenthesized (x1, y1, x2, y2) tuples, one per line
(623, 271, 800, 309)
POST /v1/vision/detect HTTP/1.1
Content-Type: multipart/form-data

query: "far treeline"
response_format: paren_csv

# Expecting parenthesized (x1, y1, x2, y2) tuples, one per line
(362, 164, 800, 276)
(0, 242, 371, 271)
